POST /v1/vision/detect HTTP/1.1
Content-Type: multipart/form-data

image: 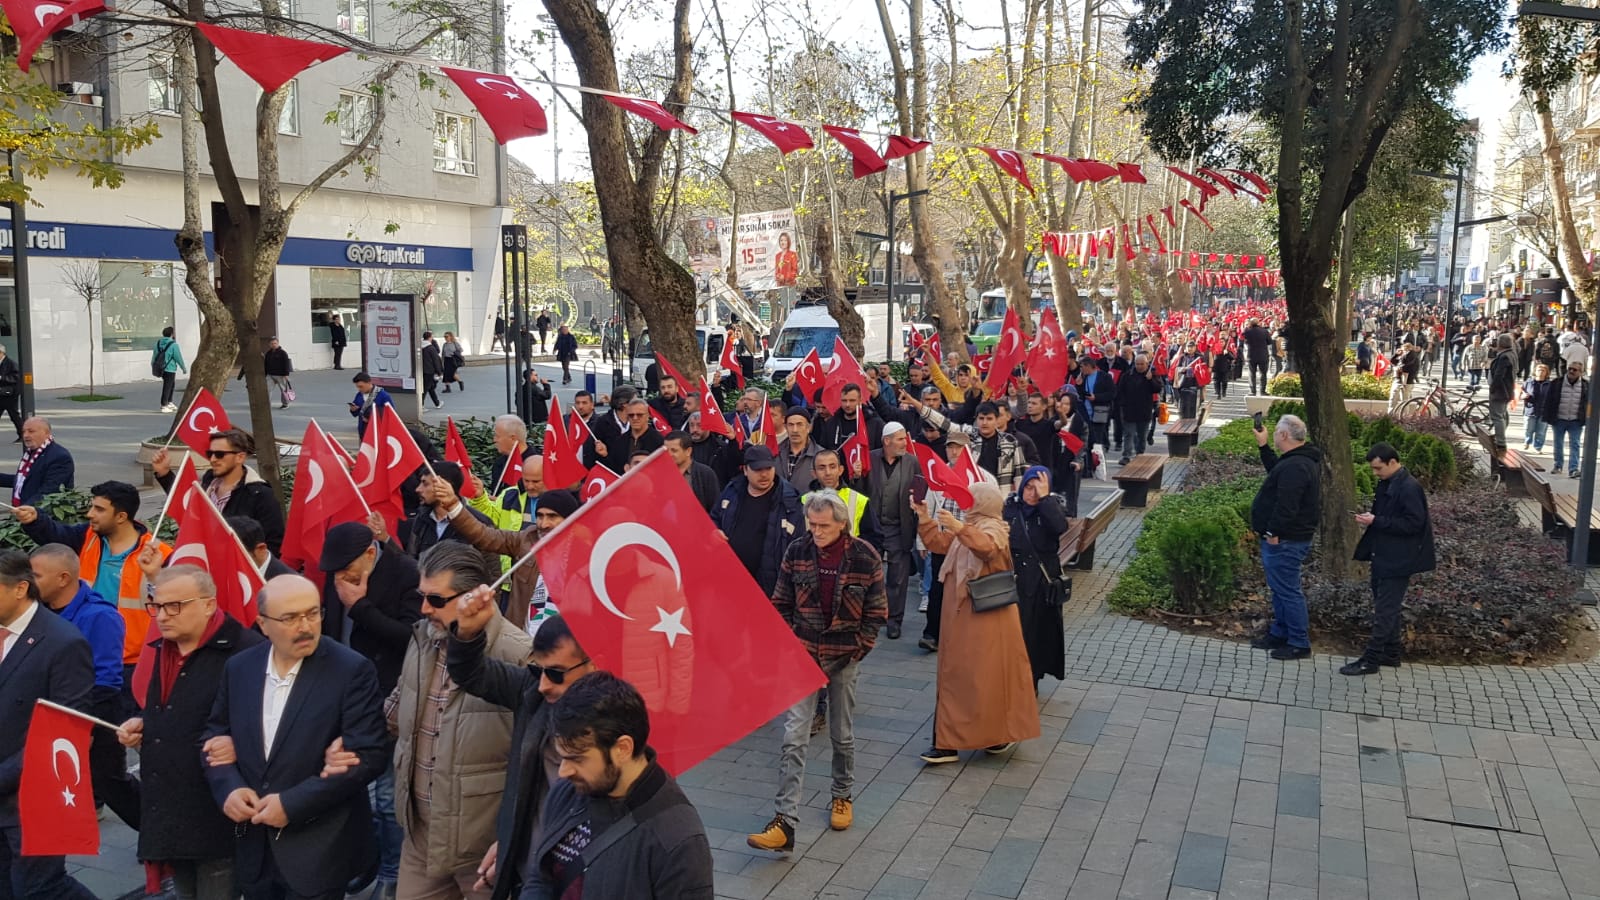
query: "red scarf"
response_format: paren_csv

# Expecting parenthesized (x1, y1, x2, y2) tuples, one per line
(13, 439, 48, 504)
(156, 607, 226, 704)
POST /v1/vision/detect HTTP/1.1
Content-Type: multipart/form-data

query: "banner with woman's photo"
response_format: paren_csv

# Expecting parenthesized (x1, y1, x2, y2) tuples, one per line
(683, 208, 799, 292)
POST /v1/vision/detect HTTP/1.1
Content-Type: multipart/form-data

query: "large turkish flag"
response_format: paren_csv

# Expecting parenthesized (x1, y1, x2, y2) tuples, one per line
(534, 451, 825, 775)
(173, 387, 230, 456)
(20, 701, 97, 855)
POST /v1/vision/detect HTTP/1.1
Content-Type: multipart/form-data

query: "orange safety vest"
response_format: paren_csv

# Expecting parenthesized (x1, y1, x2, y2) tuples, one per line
(78, 529, 171, 664)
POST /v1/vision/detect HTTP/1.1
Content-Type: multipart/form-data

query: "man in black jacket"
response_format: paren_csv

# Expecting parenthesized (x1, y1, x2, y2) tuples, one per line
(1488, 333, 1517, 451)
(422, 332, 444, 409)
(1242, 319, 1274, 395)
(154, 427, 285, 555)
(1344, 443, 1436, 676)
(1113, 355, 1161, 464)
(523, 671, 713, 899)
(120, 564, 264, 898)
(1250, 413, 1323, 661)
(317, 521, 422, 894)
(447, 607, 595, 900)
(329, 314, 348, 370)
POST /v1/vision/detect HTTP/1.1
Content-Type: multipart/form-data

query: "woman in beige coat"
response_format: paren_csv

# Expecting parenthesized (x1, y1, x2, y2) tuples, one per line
(915, 481, 1041, 763)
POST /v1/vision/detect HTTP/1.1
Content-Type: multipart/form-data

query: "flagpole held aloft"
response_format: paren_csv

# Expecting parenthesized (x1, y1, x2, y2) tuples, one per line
(488, 543, 538, 594)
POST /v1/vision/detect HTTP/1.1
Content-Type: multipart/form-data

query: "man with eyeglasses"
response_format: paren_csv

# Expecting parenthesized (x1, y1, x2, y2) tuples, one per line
(446, 598, 595, 900)
(316, 521, 423, 897)
(323, 542, 529, 899)
(117, 564, 263, 900)
(29, 544, 137, 831)
(200, 574, 388, 900)
(601, 399, 664, 475)
(153, 427, 285, 555)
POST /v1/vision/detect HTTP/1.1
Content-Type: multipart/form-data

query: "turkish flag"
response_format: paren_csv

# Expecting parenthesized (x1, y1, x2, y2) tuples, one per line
(1374, 354, 1391, 379)
(1116, 162, 1148, 184)
(500, 448, 525, 489)
(158, 452, 202, 531)
(197, 23, 346, 93)
(1191, 361, 1213, 388)
(840, 407, 871, 477)
(443, 67, 548, 143)
(654, 353, 694, 394)
(1229, 169, 1273, 197)
(884, 134, 932, 159)
(693, 380, 736, 440)
(823, 125, 888, 179)
(1167, 166, 1222, 200)
(821, 337, 866, 412)
(605, 95, 696, 133)
(354, 405, 426, 536)
(1059, 428, 1085, 456)
(4, 0, 107, 72)
(281, 421, 369, 577)
(1198, 167, 1242, 196)
(1180, 199, 1214, 230)
(731, 111, 813, 155)
(534, 451, 826, 775)
(174, 387, 231, 456)
(569, 410, 593, 448)
(984, 308, 1027, 396)
(1075, 159, 1121, 182)
(718, 335, 745, 389)
(927, 333, 943, 365)
(953, 445, 983, 486)
(443, 418, 478, 499)
(542, 395, 588, 490)
(648, 406, 672, 436)
(581, 464, 620, 503)
(982, 147, 1034, 194)
(911, 443, 974, 510)
(793, 348, 827, 402)
(1032, 153, 1088, 182)
(760, 400, 780, 457)
(19, 702, 97, 855)
(170, 484, 266, 628)
(1026, 308, 1070, 395)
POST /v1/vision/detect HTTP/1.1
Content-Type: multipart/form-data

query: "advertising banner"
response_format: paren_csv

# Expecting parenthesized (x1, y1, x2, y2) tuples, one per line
(361, 293, 416, 390)
(683, 208, 799, 291)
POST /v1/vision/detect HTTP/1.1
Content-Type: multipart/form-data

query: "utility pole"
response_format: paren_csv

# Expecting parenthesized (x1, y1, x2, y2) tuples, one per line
(8, 153, 33, 418)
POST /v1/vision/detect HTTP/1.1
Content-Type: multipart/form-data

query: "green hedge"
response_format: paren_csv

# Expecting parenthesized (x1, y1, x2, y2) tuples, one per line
(0, 488, 178, 551)
(1267, 373, 1389, 401)
(1108, 475, 1259, 613)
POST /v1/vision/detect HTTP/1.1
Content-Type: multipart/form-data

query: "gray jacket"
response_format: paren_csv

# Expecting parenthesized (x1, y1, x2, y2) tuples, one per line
(778, 439, 822, 494)
(867, 448, 919, 552)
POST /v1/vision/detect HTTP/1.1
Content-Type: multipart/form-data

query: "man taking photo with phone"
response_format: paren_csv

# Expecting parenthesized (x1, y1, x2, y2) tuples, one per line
(1251, 414, 1322, 661)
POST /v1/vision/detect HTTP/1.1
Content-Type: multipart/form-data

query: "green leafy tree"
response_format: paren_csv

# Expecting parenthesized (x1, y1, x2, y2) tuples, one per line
(1126, 0, 1504, 570)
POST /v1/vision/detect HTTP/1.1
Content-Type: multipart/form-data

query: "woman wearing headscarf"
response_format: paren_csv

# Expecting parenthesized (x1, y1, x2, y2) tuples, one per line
(915, 481, 1041, 764)
(1052, 390, 1088, 516)
(1005, 466, 1069, 692)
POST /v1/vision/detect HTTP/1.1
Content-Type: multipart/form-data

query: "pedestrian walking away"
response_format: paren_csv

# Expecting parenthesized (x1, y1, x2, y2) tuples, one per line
(1343, 442, 1436, 676)
(1250, 413, 1322, 660)
(151, 327, 187, 413)
(441, 330, 465, 392)
(263, 337, 294, 408)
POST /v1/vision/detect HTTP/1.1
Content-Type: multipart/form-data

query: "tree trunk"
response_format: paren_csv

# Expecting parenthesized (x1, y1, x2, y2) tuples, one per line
(545, 0, 701, 380)
(1535, 91, 1599, 319)
(815, 216, 866, 357)
(1283, 269, 1359, 574)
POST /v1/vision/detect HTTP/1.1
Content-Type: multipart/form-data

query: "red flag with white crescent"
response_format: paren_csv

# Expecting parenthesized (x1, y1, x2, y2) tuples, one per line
(3, 0, 107, 72)
(983, 308, 1027, 396)
(839, 407, 871, 477)
(174, 387, 231, 456)
(442, 66, 548, 143)
(160, 452, 201, 531)
(822, 125, 888, 179)
(1026, 308, 1070, 395)
(981, 147, 1034, 194)
(543, 395, 588, 491)
(282, 420, 368, 577)
(605, 94, 696, 133)
(581, 464, 620, 503)
(693, 379, 736, 440)
(793, 347, 827, 401)
(953, 445, 983, 486)
(19, 702, 97, 855)
(911, 443, 974, 510)
(1374, 354, 1391, 379)
(822, 337, 866, 412)
(198, 22, 347, 93)
(353, 405, 426, 536)
(731, 111, 813, 155)
(443, 418, 478, 498)
(718, 333, 745, 389)
(533, 451, 826, 775)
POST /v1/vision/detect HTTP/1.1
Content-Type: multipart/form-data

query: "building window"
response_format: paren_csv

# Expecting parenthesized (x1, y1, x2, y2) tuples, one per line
(336, 0, 368, 37)
(276, 80, 299, 135)
(148, 56, 178, 115)
(338, 91, 374, 144)
(99, 261, 175, 353)
(433, 112, 476, 175)
(311, 268, 361, 344)
(391, 270, 459, 337)
(429, 28, 471, 66)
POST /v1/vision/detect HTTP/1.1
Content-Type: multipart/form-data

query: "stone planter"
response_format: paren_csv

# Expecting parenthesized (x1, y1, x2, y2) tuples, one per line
(136, 440, 201, 487)
(1244, 395, 1392, 417)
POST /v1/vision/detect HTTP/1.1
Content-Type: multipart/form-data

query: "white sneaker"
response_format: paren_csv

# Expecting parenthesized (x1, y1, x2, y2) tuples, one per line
(160, 403, 177, 413)
(918, 595, 929, 613)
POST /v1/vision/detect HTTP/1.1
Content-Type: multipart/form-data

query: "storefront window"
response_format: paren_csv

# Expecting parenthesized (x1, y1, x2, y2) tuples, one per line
(391, 270, 458, 337)
(311, 268, 360, 344)
(100, 261, 174, 352)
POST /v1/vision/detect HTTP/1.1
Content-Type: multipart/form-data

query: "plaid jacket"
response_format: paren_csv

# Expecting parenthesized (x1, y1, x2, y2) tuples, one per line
(772, 533, 888, 672)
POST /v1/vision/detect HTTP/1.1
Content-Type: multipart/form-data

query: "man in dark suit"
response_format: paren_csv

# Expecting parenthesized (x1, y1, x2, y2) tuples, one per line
(0, 417, 74, 507)
(328, 315, 348, 371)
(0, 549, 97, 899)
(202, 574, 388, 900)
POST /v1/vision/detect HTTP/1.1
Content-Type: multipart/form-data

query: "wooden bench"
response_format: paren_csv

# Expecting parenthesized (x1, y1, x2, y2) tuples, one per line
(1163, 401, 1211, 457)
(1113, 453, 1165, 507)
(1476, 431, 1541, 496)
(1058, 490, 1123, 570)
(1520, 466, 1600, 563)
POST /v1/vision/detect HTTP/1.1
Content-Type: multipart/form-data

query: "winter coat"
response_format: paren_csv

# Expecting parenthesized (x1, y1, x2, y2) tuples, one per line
(319, 544, 424, 695)
(1489, 349, 1517, 403)
(392, 614, 530, 878)
(553, 331, 579, 362)
(713, 476, 804, 596)
(771, 533, 887, 674)
(1251, 443, 1323, 542)
(1114, 367, 1161, 423)
(1542, 376, 1590, 425)
(136, 615, 264, 862)
(777, 440, 821, 494)
(1354, 467, 1436, 580)
(153, 336, 186, 375)
(1462, 343, 1489, 371)
(264, 347, 293, 377)
(157, 465, 285, 555)
(422, 342, 444, 378)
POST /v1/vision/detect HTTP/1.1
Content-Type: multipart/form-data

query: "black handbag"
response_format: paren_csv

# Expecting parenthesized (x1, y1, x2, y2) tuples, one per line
(967, 569, 1018, 612)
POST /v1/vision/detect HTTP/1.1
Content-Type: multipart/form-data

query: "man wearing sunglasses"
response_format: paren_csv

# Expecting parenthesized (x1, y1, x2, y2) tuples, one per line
(600, 399, 664, 475)
(153, 427, 285, 556)
(447, 595, 594, 900)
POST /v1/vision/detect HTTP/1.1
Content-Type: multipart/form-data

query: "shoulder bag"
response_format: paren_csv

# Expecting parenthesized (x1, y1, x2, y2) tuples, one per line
(967, 569, 1017, 613)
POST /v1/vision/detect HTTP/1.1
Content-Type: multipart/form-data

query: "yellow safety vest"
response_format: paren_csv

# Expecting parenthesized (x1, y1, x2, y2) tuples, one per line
(803, 486, 869, 537)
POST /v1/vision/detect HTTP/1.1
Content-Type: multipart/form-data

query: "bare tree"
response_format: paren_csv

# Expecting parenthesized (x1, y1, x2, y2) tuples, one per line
(58, 260, 113, 398)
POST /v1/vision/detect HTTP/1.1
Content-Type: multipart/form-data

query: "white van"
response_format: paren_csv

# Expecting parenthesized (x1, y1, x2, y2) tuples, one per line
(764, 300, 923, 379)
(631, 325, 720, 381)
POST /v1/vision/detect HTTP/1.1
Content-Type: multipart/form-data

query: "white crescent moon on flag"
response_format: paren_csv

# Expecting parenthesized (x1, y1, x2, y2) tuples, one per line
(237, 572, 257, 606)
(999, 329, 1021, 358)
(386, 436, 405, 469)
(997, 150, 1017, 167)
(50, 738, 80, 785)
(186, 405, 214, 436)
(305, 460, 325, 503)
(354, 442, 378, 489)
(168, 545, 209, 568)
(33, 3, 63, 24)
(474, 76, 520, 96)
(589, 523, 683, 621)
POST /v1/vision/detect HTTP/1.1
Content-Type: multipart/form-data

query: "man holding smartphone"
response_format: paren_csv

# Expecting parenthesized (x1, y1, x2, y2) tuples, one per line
(1346, 443, 1435, 675)
(1250, 414, 1322, 660)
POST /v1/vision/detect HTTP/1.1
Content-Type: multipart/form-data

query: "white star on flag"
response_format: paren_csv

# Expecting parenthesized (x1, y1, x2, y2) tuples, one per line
(650, 606, 692, 647)
(61, 787, 75, 807)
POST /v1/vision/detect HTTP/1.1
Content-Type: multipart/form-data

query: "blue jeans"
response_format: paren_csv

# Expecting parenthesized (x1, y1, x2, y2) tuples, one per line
(1525, 413, 1546, 450)
(921, 552, 934, 597)
(1469, 369, 1482, 387)
(1553, 420, 1584, 474)
(370, 763, 401, 883)
(1260, 538, 1311, 650)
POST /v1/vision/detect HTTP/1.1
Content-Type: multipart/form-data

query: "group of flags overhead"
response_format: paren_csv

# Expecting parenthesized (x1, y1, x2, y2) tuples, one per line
(3, 0, 1269, 202)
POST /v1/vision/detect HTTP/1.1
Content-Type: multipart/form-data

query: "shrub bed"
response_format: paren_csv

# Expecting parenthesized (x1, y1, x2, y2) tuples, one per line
(1108, 475, 1259, 614)
(1267, 372, 1389, 400)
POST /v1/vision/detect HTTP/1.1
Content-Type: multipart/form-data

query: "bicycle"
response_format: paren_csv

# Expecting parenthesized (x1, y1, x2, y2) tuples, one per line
(1394, 379, 1492, 437)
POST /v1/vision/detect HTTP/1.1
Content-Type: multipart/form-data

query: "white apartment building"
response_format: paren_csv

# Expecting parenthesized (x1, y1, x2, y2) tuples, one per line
(1, 1, 510, 389)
